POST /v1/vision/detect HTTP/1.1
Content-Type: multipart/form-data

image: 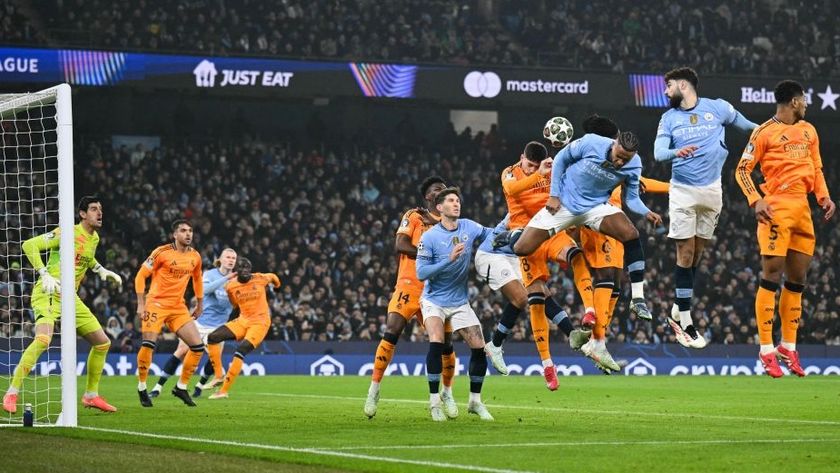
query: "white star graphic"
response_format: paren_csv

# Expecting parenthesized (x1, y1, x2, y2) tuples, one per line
(817, 85, 839, 111)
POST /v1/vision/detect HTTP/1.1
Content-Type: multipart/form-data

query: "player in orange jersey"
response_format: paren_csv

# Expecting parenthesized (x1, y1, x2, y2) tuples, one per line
(571, 115, 669, 373)
(204, 257, 280, 399)
(365, 176, 466, 419)
(134, 219, 205, 407)
(735, 80, 835, 378)
(497, 141, 595, 390)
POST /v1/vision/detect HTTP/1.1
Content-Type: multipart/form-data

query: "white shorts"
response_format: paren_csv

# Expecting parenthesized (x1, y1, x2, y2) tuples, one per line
(528, 203, 622, 234)
(668, 181, 722, 240)
(419, 300, 481, 332)
(195, 321, 223, 346)
(474, 250, 522, 291)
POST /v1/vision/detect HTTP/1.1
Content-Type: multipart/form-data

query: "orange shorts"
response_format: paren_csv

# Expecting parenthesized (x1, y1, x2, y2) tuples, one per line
(387, 278, 424, 323)
(140, 301, 193, 334)
(520, 231, 576, 287)
(225, 317, 270, 348)
(580, 227, 624, 269)
(757, 195, 815, 256)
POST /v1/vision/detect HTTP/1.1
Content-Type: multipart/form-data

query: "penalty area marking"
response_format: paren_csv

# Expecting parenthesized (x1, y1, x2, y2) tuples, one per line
(77, 426, 538, 473)
(254, 392, 840, 427)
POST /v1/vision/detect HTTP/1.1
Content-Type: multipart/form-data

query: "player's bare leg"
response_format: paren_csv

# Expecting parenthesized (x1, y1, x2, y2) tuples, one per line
(459, 325, 494, 421)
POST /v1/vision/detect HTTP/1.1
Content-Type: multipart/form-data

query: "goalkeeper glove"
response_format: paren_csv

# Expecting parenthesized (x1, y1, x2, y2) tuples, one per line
(38, 268, 61, 294)
(92, 263, 123, 289)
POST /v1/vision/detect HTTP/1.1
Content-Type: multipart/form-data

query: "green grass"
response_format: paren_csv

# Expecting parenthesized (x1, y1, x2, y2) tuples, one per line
(2, 375, 840, 472)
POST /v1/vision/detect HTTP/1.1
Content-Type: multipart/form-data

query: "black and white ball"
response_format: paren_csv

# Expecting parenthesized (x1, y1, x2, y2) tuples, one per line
(543, 116, 574, 148)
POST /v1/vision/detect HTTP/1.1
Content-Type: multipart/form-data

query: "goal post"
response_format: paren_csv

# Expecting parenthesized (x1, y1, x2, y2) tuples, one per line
(0, 83, 75, 427)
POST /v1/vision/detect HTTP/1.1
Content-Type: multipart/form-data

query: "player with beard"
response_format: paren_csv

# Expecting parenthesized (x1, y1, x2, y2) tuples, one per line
(655, 67, 756, 348)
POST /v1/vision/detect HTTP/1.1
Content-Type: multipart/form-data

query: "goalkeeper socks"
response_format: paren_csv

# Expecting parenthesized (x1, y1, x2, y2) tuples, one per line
(10, 333, 50, 390)
(528, 293, 551, 363)
(545, 296, 573, 336)
(85, 341, 110, 394)
(492, 302, 521, 346)
(137, 340, 156, 385)
(220, 353, 244, 394)
(177, 344, 204, 389)
(441, 344, 456, 388)
(568, 248, 594, 309)
(780, 281, 804, 347)
(371, 332, 398, 383)
(755, 279, 779, 345)
(207, 343, 224, 379)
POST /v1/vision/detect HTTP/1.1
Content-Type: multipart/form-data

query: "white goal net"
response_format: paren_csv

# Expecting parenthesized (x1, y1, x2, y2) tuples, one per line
(1, 84, 76, 427)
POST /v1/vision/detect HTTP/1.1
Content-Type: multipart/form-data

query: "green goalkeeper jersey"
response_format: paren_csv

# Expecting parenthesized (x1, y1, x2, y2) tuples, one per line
(22, 224, 100, 293)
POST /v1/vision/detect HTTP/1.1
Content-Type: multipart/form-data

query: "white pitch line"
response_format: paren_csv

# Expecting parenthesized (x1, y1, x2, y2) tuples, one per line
(254, 392, 840, 426)
(77, 426, 539, 473)
(330, 438, 840, 451)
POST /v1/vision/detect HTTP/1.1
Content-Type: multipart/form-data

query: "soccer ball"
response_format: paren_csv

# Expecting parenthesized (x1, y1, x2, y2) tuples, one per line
(543, 116, 574, 148)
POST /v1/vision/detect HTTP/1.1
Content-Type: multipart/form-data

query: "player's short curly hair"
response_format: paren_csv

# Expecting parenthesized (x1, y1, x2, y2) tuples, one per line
(664, 67, 699, 89)
(774, 80, 804, 104)
(419, 176, 447, 199)
(582, 114, 619, 139)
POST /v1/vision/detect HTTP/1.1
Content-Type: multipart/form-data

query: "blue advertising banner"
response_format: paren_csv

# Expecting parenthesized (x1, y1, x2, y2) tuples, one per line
(10, 352, 840, 378)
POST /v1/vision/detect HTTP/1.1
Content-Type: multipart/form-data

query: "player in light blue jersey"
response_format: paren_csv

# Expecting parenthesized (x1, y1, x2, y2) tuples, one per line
(493, 132, 662, 337)
(477, 214, 581, 381)
(150, 248, 237, 398)
(416, 188, 501, 421)
(654, 67, 757, 349)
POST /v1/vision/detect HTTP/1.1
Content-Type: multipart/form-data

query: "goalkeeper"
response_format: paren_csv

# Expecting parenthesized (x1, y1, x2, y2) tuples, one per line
(3, 196, 123, 414)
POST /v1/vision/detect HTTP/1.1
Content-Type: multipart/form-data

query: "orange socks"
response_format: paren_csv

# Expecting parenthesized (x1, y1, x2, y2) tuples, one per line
(569, 250, 594, 310)
(371, 337, 396, 383)
(207, 343, 224, 379)
(755, 280, 780, 345)
(593, 281, 614, 340)
(779, 281, 804, 346)
(178, 345, 203, 387)
(442, 349, 457, 388)
(528, 293, 551, 362)
(137, 341, 155, 385)
(220, 355, 244, 394)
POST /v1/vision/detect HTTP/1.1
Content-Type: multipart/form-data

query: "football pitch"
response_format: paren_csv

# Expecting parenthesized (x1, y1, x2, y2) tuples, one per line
(2, 375, 839, 472)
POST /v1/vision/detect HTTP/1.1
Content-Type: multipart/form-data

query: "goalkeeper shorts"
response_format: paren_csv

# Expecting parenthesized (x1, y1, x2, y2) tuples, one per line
(31, 289, 102, 336)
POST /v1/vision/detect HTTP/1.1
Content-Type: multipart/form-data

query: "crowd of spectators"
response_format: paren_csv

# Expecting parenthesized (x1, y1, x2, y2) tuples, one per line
(4, 1, 833, 75)
(2, 123, 838, 351)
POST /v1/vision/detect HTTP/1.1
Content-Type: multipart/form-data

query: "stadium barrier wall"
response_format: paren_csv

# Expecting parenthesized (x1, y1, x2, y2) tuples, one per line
(3, 47, 840, 116)
(4, 342, 839, 377)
